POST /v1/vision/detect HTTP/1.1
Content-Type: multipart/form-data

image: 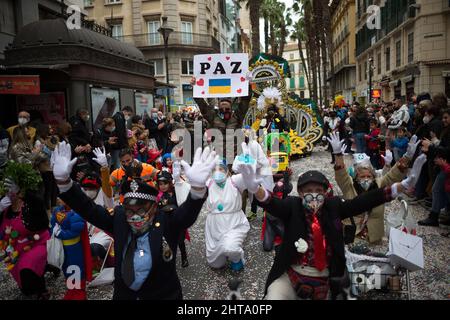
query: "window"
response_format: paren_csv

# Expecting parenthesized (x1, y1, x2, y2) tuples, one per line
(359, 64, 362, 82)
(408, 33, 414, 63)
(147, 21, 161, 45)
(377, 52, 381, 74)
(181, 21, 193, 44)
(290, 64, 295, 75)
(386, 47, 391, 71)
(290, 78, 295, 89)
(299, 76, 305, 89)
(298, 63, 303, 74)
(149, 59, 164, 76)
(107, 0, 121, 3)
(364, 61, 367, 80)
(181, 59, 194, 75)
(290, 53, 294, 60)
(396, 40, 401, 67)
(111, 24, 123, 39)
(84, 0, 94, 6)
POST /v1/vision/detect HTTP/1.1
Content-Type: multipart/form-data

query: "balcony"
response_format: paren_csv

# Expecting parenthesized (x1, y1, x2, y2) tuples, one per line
(333, 25, 350, 48)
(116, 32, 221, 52)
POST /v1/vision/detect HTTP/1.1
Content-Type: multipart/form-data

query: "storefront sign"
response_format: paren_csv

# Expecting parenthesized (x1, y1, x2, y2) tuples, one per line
(91, 87, 120, 130)
(372, 89, 382, 99)
(16, 92, 66, 125)
(193, 53, 249, 98)
(0, 75, 40, 95)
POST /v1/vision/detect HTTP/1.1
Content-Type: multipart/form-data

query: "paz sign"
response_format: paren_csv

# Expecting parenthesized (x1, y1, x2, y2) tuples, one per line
(193, 53, 249, 98)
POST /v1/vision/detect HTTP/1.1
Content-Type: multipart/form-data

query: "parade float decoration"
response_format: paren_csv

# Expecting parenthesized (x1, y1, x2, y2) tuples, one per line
(244, 53, 323, 157)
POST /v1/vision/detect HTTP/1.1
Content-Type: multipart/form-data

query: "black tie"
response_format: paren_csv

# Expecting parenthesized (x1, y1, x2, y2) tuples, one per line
(122, 234, 137, 287)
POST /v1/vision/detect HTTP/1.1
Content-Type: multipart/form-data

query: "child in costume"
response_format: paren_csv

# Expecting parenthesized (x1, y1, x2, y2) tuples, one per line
(162, 153, 174, 173)
(156, 170, 189, 267)
(50, 200, 92, 300)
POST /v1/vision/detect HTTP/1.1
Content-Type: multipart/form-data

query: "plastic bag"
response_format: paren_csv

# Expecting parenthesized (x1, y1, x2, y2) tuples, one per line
(385, 200, 405, 238)
(46, 225, 64, 269)
(399, 200, 417, 235)
(88, 268, 115, 287)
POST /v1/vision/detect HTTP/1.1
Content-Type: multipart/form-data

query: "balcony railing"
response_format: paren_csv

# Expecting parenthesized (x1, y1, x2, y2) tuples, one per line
(333, 25, 350, 48)
(115, 32, 220, 52)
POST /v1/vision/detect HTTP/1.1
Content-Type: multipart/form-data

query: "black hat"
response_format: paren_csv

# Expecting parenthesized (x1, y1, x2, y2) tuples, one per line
(121, 179, 158, 204)
(157, 170, 173, 182)
(297, 170, 329, 189)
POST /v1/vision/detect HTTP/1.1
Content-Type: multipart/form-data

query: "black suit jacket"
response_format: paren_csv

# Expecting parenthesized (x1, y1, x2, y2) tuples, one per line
(69, 115, 92, 147)
(59, 182, 206, 300)
(112, 112, 128, 150)
(258, 187, 392, 293)
(144, 118, 168, 150)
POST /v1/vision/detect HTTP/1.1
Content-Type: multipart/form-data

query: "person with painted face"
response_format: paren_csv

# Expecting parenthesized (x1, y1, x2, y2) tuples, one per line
(52, 141, 216, 299)
(7, 111, 36, 143)
(329, 132, 418, 244)
(240, 147, 426, 300)
(156, 170, 189, 268)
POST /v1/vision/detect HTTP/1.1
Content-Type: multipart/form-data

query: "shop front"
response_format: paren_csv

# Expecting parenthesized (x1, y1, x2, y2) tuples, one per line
(0, 18, 155, 131)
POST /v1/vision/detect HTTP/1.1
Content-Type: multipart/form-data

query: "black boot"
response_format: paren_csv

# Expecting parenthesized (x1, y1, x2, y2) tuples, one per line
(418, 212, 439, 226)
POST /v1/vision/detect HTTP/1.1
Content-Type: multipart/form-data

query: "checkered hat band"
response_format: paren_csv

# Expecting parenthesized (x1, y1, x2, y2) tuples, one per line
(124, 192, 156, 201)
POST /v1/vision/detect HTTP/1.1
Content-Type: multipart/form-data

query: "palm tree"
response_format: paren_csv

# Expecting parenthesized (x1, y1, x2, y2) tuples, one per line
(291, 19, 311, 92)
(241, 0, 263, 57)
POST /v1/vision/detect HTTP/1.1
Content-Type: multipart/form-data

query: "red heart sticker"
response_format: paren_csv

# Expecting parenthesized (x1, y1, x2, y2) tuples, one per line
(240, 77, 246, 82)
(179, 149, 184, 157)
(207, 57, 212, 61)
(201, 91, 205, 94)
(237, 88, 242, 93)
(197, 78, 204, 86)
(226, 56, 230, 60)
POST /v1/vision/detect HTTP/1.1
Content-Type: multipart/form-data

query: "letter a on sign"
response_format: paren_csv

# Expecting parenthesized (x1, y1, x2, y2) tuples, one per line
(193, 53, 249, 98)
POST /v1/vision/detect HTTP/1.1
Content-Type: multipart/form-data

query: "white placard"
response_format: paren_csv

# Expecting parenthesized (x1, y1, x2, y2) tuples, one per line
(193, 53, 249, 98)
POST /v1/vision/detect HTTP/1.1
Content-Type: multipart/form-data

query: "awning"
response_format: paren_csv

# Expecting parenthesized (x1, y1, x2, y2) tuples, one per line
(389, 80, 400, 87)
(155, 80, 176, 88)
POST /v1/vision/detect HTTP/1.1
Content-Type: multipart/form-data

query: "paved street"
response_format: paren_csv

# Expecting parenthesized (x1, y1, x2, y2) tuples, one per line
(0, 147, 448, 300)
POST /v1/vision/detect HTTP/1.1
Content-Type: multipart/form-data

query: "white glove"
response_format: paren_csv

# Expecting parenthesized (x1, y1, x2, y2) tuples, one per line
(0, 195, 12, 212)
(381, 150, 393, 166)
(180, 147, 217, 188)
(249, 141, 269, 169)
(404, 135, 420, 159)
(340, 143, 348, 155)
(237, 163, 263, 193)
(4, 178, 19, 195)
(326, 132, 345, 154)
(172, 160, 181, 183)
(401, 154, 427, 189)
(51, 141, 77, 182)
(92, 147, 108, 167)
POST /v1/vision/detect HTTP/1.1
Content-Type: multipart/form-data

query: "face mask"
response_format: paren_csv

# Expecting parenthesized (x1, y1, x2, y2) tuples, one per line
(83, 115, 90, 122)
(423, 116, 431, 124)
(302, 193, 325, 213)
(358, 178, 373, 191)
(110, 127, 116, 132)
(213, 171, 227, 184)
(18, 117, 29, 125)
(152, 113, 158, 120)
(82, 188, 99, 200)
(126, 208, 152, 234)
(125, 115, 131, 121)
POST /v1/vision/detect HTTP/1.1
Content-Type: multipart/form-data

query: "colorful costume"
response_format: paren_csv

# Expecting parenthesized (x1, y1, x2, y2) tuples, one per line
(50, 205, 92, 300)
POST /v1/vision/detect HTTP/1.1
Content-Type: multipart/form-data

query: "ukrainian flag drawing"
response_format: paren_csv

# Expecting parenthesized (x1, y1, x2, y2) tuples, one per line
(208, 78, 231, 94)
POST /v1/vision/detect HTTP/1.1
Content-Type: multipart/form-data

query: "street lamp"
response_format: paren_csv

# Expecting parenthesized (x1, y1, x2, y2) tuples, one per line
(158, 17, 173, 111)
(368, 57, 374, 103)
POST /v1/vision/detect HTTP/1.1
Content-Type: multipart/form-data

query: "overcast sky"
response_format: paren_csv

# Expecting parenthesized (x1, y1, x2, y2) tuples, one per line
(259, 0, 300, 48)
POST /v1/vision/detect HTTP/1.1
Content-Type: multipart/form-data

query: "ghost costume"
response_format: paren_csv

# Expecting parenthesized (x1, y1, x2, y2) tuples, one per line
(204, 175, 250, 268)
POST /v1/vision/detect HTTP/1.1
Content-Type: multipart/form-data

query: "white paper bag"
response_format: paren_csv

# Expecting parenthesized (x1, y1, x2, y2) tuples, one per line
(88, 268, 115, 287)
(387, 227, 424, 271)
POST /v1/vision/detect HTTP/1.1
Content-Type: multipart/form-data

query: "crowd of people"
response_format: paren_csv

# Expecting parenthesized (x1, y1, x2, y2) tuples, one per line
(322, 92, 449, 230)
(0, 86, 448, 301)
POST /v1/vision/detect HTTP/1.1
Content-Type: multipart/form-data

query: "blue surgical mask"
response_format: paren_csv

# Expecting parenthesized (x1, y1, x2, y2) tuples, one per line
(358, 178, 373, 191)
(213, 171, 227, 184)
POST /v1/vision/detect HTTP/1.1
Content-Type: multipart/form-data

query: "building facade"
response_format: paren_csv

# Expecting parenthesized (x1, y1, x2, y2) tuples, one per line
(355, 0, 450, 104)
(84, 0, 242, 107)
(0, 0, 156, 131)
(330, 0, 357, 104)
(283, 42, 310, 99)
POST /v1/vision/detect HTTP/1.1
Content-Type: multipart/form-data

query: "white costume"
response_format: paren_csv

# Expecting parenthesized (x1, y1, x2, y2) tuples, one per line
(204, 175, 250, 268)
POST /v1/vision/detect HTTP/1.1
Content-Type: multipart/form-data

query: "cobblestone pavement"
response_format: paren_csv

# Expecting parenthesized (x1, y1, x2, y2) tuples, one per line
(1, 147, 448, 300)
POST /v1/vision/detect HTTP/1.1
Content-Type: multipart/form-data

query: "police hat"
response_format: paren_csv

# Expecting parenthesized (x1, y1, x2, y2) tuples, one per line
(157, 170, 173, 182)
(121, 179, 158, 204)
(297, 170, 329, 190)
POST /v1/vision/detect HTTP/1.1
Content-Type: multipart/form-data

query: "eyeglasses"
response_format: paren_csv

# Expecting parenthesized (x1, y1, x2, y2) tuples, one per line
(125, 207, 150, 217)
(303, 193, 325, 202)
